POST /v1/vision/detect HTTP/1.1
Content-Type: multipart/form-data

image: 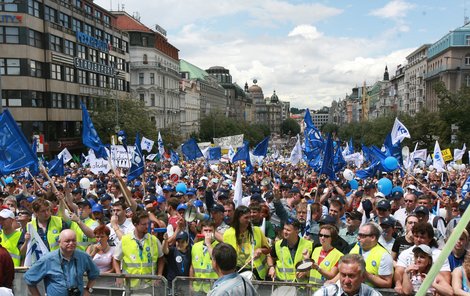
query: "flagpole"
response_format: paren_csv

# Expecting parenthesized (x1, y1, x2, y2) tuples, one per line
(40, 164, 72, 213)
(25, 168, 44, 194)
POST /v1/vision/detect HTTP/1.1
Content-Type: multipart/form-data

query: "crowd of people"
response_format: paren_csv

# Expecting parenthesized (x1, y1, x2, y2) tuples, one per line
(0, 157, 470, 296)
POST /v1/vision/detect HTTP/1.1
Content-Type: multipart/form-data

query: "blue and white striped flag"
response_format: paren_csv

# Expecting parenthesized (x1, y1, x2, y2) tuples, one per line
(24, 224, 49, 266)
(157, 132, 165, 158)
(141, 136, 154, 152)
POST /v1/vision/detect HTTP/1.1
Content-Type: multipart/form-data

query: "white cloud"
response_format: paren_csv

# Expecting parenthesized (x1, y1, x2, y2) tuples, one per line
(369, 0, 415, 19)
(288, 25, 323, 40)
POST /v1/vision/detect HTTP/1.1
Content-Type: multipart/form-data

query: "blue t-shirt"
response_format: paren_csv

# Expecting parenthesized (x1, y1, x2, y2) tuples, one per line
(165, 246, 191, 285)
(448, 250, 466, 271)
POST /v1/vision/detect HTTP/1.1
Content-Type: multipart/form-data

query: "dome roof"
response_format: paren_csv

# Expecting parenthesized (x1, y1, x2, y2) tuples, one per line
(248, 84, 262, 93)
(270, 90, 279, 102)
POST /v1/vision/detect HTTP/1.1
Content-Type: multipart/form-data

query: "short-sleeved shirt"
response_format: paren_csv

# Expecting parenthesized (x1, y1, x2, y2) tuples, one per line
(397, 245, 450, 272)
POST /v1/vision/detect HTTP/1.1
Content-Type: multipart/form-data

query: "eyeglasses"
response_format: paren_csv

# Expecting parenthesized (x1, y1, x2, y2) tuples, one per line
(357, 233, 373, 238)
(404, 200, 415, 203)
(319, 234, 331, 238)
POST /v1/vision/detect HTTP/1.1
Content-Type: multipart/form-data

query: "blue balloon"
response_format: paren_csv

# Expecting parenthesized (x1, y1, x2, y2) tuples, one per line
(349, 179, 359, 190)
(377, 177, 393, 196)
(175, 182, 187, 194)
(383, 156, 399, 172)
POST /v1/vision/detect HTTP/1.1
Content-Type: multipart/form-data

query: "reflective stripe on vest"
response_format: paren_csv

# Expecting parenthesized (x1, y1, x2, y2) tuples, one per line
(0, 230, 21, 267)
(191, 240, 218, 293)
(71, 218, 97, 251)
(309, 247, 343, 284)
(223, 226, 268, 280)
(274, 238, 313, 281)
(30, 216, 63, 251)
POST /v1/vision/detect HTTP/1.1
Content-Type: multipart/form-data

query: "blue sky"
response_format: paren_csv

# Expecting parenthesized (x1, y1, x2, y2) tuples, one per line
(95, 0, 467, 109)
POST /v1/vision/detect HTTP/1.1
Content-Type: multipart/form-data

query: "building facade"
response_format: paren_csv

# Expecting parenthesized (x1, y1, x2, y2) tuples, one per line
(247, 80, 268, 125)
(265, 90, 282, 134)
(0, 0, 130, 154)
(404, 44, 429, 115)
(112, 11, 181, 131)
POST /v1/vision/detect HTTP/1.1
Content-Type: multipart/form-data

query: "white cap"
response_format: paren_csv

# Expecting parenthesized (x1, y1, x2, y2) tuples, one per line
(374, 192, 386, 198)
(0, 209, 15, 219)
(413, 244, 432, 256)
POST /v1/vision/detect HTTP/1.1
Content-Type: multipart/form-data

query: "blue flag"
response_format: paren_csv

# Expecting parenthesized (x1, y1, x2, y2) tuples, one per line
(127, 133, 144, 182)
(356, 161, 380, 179)
(48, 155, 64, 176)
(29, 138, 39, 176)
(348, 138, 354, 155)
(320, 134, 335, 180)
(170, 149, 179, 164)
(208, 147, 221, 161)
(362, 144, 373, 163)
(0, 109, 38, 175)
(384, 133, 403, 165)
(81, 102, 108, 160)
(232, 141, 250, 163)
(334, 145, 346, 172)
(253, 136, 270, 157)
(181, 138, 203, 161)
(303, 109, 323, 160)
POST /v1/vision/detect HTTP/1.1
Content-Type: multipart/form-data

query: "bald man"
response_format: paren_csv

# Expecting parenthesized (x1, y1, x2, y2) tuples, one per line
(24, 229, 100, 296)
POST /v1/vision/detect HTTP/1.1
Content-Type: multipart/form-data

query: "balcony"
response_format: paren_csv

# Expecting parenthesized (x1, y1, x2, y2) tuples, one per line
(130, 61, 161, 70)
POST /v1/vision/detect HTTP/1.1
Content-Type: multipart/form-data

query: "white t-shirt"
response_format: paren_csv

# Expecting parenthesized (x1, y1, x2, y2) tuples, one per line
(397, 245, 450, 272)
(107, 218, 135, 244)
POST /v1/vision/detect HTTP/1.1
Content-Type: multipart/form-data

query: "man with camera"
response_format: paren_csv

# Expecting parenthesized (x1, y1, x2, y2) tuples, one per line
(24, 229, 100, 296)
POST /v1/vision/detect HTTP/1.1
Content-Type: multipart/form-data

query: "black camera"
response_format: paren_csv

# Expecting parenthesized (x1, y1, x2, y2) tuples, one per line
(67, 287, 80, 296)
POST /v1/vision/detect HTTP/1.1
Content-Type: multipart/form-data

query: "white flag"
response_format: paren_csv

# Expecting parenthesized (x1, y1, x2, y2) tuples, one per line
(58, 148, 73, 164)
(157, 132, 165, 157)
(24, 224, 50, 267)
(228, 145, 235, 162)
(289, 135, 302, 165)
(146, 153, 157, 160)
(433, 141, 446, 173)
(454, 144, 467, 162)
(391, 117, 411, 145)
(412, 149, 428, 161)
(233, 166, 243, 208)
(140, 136, 154, 152)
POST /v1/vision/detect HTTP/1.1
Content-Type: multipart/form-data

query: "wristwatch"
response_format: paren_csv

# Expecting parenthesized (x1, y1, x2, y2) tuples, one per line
(86, 287, 93, 293)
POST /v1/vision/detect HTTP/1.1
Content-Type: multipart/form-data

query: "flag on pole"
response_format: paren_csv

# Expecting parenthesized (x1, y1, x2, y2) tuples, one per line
(253, 136, 270, 157)
(58, 148, 73, 164)
(208, 147, 222, 161)
(433, 141, 446, 173)
(228, 145, 235, 162)
(181, 138, 203, 161)
(391, 117, 411, 145)
(47, 155, 64, 176)
(0, 109, 38, 175)
(24, 223, 49, 266)
(170, 149, 179, 164)
(454, 144, 467, 162)
(289, 135, 302, 165)
(157, 132, 165, 158)
(127, 133, 144, 182)
(233, 166, 243, 208)
(81, 102, 108, 159)
(29, 137, 40, 176)
(320, 133, 336, 180)
(141, 136, 155, 152)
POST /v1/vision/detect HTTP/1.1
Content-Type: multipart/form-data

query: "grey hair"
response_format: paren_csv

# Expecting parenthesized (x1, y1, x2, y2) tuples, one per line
(339, 254, 366, 275)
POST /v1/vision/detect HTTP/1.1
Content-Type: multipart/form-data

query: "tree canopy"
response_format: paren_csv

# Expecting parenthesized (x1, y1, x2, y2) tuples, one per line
(280, 118, 301, 136)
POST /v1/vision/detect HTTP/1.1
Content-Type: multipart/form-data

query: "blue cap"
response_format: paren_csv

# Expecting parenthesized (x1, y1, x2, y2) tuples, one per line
(176, 204, 187, 211)
(100, 193, 112, 202)
(144, 195, 157, 203)
(157, 196, 166, 203)
(134, 181, 141, 187)
(162, 185, 172, 192)
(92, 204, 103, 213)
(176, 231, 188, 241)
(193, 200, 203, 207)
(26, 197, 35, 203)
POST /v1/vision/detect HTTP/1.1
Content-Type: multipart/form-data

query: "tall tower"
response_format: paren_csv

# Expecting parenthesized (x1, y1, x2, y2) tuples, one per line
(361, 81, 369, 122)
(383, 66, 389, 81)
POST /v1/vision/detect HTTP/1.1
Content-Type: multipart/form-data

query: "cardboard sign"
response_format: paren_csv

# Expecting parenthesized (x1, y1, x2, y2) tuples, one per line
(441, 148, 453, 162)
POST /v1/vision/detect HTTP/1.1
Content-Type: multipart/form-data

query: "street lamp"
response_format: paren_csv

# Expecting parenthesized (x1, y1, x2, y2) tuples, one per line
(114, 71, 120, 133)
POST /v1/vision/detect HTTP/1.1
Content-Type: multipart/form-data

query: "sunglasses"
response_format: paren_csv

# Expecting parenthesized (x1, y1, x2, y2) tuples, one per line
(357, 233, 373, 238)
(319, 234, 331, 238)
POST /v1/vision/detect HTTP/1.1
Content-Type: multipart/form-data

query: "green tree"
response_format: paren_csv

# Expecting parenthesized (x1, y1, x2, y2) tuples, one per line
(280, 118, 301, 136)
(91, 95, 158, 146)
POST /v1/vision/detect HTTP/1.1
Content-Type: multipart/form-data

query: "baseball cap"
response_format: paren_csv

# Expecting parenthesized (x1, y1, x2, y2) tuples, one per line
(380, 217, 396, 227)
(211, 178, 219, 184)
(100, 194, 112, 202)
(413, 244, 432, 256)
(374, 192, 386, 199)
(162, 185, 173, 192)
(414, 205, 430, 215)
(345, 210, 362, 221)
(144, 195, 157, 203)
(157, 196, 166, 203)
(76, 199, 92, 208)
(290, 187, 300, 194)
(391, 191, 404, 200)
(175, 231, 188, 241)
(459, 199, 470, 212)
(250, 193, 264, 203)
(319, 214, 336, 225)
(0, 209, 15, 219)
(377, 199, 391, 210)
(176, 204, 187, 211)
(92, 204, 103, 213)
(210, 204, 225, 213)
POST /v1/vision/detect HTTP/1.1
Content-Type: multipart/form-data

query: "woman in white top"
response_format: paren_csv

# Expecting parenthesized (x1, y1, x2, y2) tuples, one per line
(86, 224, 115, 273)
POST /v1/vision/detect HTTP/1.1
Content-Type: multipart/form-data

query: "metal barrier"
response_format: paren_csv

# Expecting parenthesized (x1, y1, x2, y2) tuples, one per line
(13, 269, 415, 296)
(14, 269, 168, 296)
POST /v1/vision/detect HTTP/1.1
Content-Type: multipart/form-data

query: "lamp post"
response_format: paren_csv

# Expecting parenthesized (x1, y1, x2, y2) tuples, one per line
(114, 71, 120, 133)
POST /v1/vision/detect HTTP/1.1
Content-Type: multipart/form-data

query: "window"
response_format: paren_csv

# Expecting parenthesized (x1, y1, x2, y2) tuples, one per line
(150, 73, 155, 84)
(31, 91, 44, 107)
(44, 6, 56, 22)
(465, 54, 470, 66)
(466, 75, 470, 87)
(151, 94, 155, 106)
(28, 0, 40, 17)
(5, 90, 22, 106)
(0, 0, 18, 12)
(113, 36, 120, 48)
(109, 55, 116, 67)
(77, 70, 86, 84)
(89, 73, 97, 86)
(28, 29, 43, 48)
(51, 64, 62, 80)
(64, 67, 74, 82)
(122, 41, 128, 52)
(30, 60, 43, 77)
(143, 54, 148, 64)
(99, 52, 107, 65)
(103, 15, 110, 25)
(74, 0, 81, 9)
(142, 36, 148, 47)
(139, 94, 145, 104)
(84, 23, 92, 36)
(467, 35, 470, 46)
(51, 93, 63, 108)
(59, 12, 70, 28)
(88, 48, 97, 62)
(94, 10, 102, 20)
(139, 73, 144, 84)
(84, 4, 92, 15)
(104, 32, 112, 44)
(98, 75, 105, 87)
(64, 39, 74, 56)
(95, 28, 103, 40)
(117, 58, 124, 70)
(0, 58, 20, 75)
(65, 94, 74, 108)
(77, 44, 86, 59)
(49, 35, 62, 52)
(0, 26, 19, 43)
(72, 18, 82, 32)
